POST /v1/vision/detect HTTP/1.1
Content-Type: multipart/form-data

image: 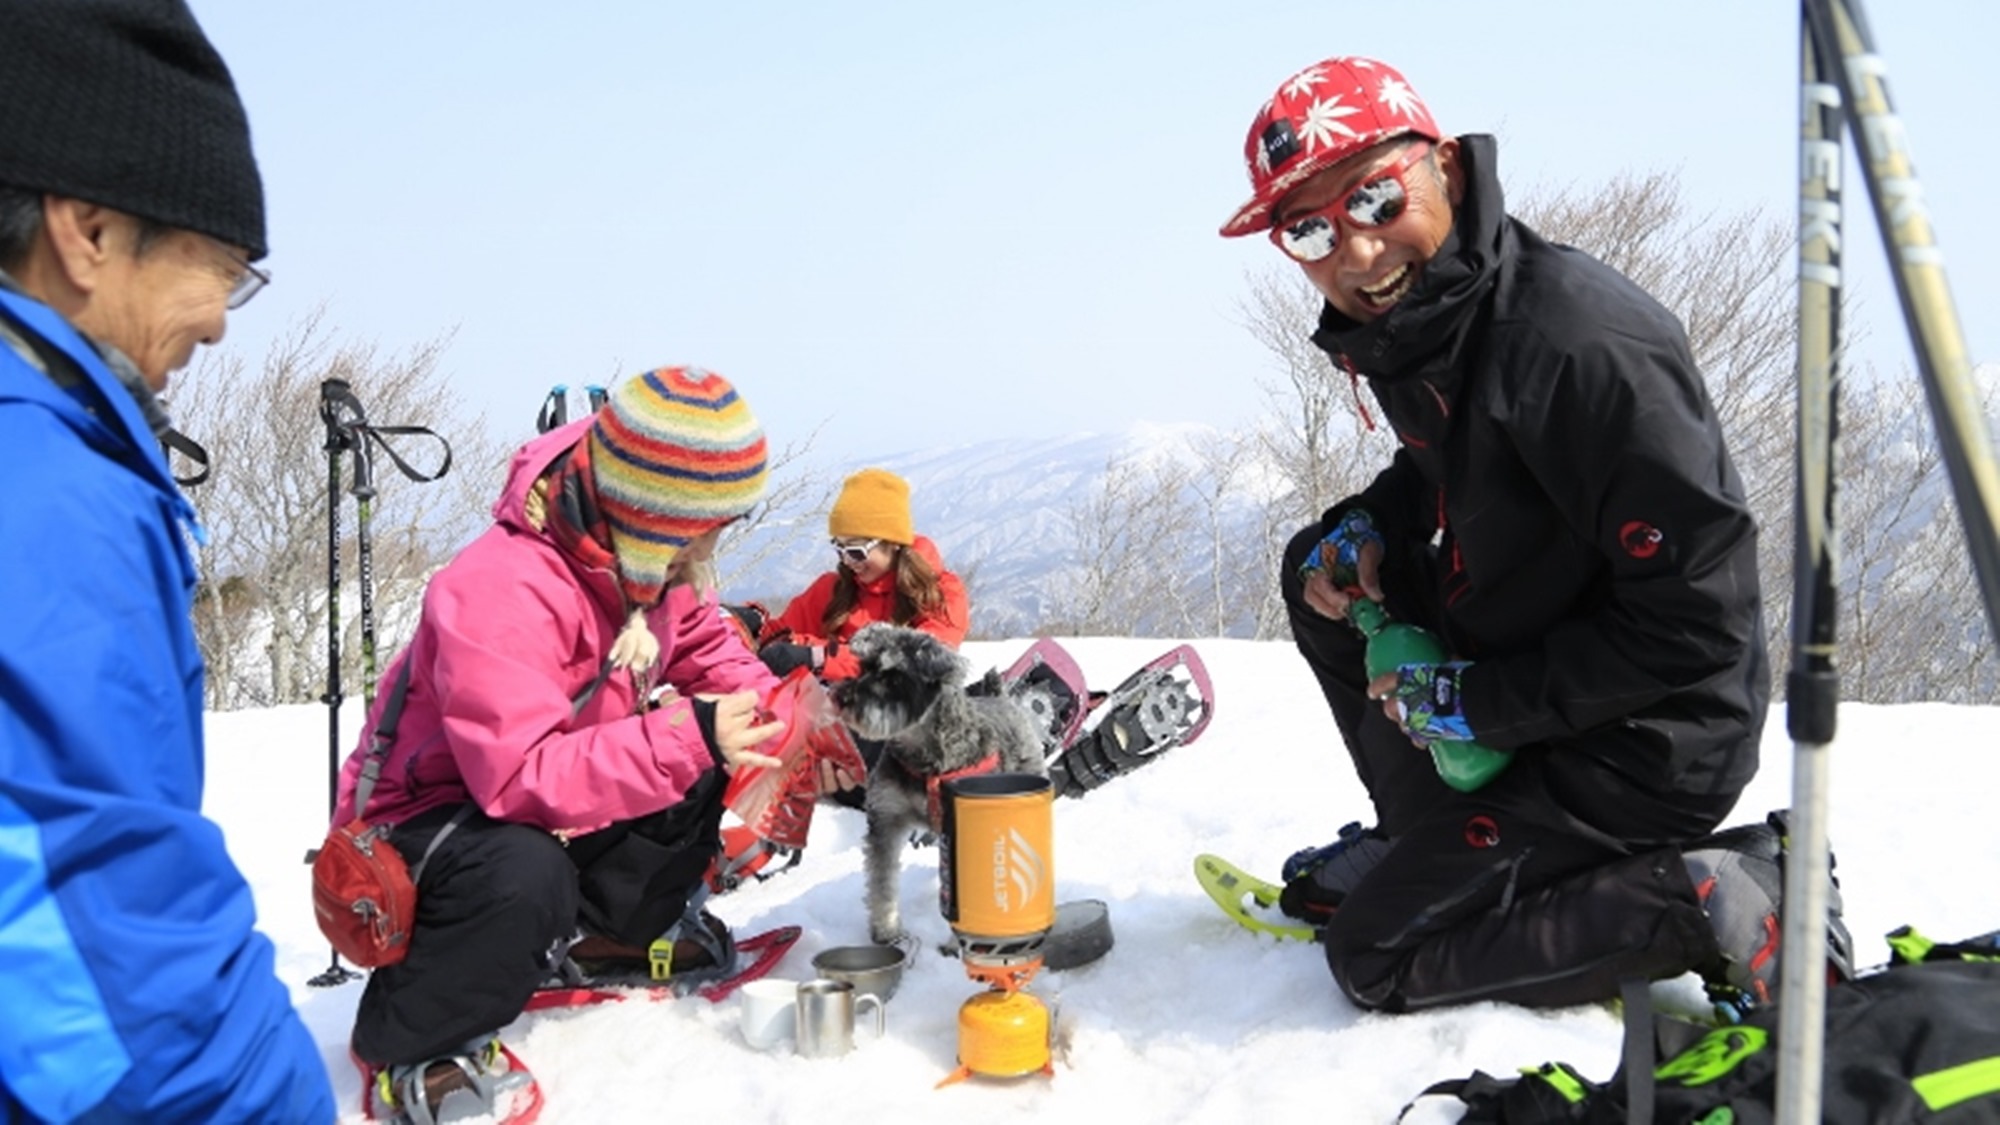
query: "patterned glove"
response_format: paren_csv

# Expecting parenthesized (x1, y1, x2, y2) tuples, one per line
(1299, 509, 1384, 592)
(1385, 661, 1475, 745)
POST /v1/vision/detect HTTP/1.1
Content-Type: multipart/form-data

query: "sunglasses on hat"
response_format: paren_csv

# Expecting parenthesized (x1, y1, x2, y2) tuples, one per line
(831, 538, 881, 565)
(1269, 142, 1433, 264)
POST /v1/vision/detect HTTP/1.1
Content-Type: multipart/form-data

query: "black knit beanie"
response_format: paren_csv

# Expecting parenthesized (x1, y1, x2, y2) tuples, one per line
(0, 0, 267, 259)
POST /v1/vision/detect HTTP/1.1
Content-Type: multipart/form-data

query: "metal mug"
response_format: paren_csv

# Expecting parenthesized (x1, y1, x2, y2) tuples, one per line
(794, 979, 885, 1058)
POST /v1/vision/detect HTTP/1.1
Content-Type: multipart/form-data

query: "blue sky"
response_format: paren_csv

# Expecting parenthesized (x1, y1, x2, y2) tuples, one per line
(189, 1, 1998, 469)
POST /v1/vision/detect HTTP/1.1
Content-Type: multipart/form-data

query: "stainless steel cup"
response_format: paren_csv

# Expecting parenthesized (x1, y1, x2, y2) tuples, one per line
(794, 979, 885, 1058)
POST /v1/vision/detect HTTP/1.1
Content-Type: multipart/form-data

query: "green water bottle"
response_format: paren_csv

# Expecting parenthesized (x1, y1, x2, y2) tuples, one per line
(1347, 597, 1510, 793)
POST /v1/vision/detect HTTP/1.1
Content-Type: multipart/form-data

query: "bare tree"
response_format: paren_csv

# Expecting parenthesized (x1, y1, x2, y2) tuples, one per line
(1043, 452, 1196, 636)
(716, 424, 836, 603)
(1235, 267, 1392, 524)
(1182, 430, 1257, 637)
(171, 311, 503, 708)
(1832, 373, 2000, 701)
(1247, 494, 1301, 640)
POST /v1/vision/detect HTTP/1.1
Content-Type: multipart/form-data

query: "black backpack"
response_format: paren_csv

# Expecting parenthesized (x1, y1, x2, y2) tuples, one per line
(1409, 928, 2000, 1125)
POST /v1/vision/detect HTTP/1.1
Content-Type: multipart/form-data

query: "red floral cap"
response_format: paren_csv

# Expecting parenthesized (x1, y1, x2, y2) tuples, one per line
(1219, 57, 1441, 238)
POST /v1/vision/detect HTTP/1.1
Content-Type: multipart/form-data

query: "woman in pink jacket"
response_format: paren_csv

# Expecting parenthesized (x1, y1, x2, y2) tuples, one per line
(337, 367, 782, 1124)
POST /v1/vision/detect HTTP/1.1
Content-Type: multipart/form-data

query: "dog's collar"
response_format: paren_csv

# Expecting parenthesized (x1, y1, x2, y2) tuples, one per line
(924, 752, 1003, 832)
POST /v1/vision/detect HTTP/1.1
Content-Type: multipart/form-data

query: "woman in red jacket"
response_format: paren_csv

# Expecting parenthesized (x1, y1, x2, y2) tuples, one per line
(756, 467, 969, 681)
(715, 468, 1204, 888)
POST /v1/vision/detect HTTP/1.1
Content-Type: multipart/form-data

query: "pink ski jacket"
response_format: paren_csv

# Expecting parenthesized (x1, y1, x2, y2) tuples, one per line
(333, 419, 779, 834)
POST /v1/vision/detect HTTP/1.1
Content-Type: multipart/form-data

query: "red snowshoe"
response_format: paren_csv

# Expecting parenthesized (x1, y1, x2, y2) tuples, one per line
(357, 1038, 544, 1125)
(526, 922, 802, 1010)
(995, 637, 1093, 756)
(1048, 643, 1213, 798)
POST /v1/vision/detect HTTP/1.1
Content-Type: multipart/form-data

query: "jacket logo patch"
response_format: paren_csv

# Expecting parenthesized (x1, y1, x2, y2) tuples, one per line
(1463, 815, 1500, 848)
(1620, 520, 1664, 559)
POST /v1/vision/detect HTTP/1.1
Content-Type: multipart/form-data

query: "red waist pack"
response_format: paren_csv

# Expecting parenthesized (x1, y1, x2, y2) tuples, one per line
(311, 659, 442, 969)
(311, 819, 416, 968)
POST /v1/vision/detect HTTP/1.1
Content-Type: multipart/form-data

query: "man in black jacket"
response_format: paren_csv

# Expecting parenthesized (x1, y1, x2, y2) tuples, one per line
(1219, 56, 1850, 1014)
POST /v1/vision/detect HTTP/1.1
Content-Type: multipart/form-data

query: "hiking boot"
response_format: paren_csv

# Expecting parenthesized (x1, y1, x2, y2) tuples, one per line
(1049, 674, 1202, 797)
(373, 1037, 538, 1125)
(1683, 808, 1856, 1013)
(1277, 821, 1393, 924)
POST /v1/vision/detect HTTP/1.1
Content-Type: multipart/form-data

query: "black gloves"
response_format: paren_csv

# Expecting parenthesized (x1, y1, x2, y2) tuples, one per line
(758, 642, 822, 677)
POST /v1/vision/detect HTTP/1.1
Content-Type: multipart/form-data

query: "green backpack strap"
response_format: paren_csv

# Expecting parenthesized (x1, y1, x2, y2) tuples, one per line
(1888, 924, 2000, 966)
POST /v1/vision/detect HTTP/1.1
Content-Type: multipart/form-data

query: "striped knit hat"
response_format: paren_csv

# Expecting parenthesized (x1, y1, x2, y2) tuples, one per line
(588, 365, 767, 615)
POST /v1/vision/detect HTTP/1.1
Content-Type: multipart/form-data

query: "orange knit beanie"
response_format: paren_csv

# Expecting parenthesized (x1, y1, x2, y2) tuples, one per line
(828, 468, 913, 545)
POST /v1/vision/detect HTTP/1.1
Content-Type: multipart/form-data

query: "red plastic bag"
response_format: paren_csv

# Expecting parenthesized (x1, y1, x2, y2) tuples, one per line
(722, 670, 867, 852)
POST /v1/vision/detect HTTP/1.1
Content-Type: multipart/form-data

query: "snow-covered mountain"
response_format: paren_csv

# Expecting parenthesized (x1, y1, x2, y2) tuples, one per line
(722, 422, 1282, 637)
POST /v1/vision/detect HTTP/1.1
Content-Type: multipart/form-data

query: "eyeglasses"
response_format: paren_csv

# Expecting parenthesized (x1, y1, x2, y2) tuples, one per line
(223, 253, 272, 310)
(1268, 142, 1433, 264)
(831, 538, 881, 565)
(203, 237, 270, 309)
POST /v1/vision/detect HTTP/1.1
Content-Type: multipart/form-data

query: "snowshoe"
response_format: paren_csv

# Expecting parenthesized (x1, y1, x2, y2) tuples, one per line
(1048, 644, 1213, 798)
(990, 638, 1092, 756)
(1192, 854, 1318, 942)
(528, 921, 801, 1010)
(358, 1037, 543, 1125)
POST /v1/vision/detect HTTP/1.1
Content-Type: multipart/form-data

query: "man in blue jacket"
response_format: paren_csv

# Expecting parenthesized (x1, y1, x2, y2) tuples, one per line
(0, 2, 334, 1121)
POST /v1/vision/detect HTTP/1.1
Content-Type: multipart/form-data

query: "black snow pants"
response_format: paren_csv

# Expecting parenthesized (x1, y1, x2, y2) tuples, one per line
(1280, 523, 1732, 1012)
(350, 767, 726, 1066)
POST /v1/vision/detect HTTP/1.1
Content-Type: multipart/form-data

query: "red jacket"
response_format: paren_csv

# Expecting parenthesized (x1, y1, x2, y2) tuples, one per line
(761, 535, 967, 680)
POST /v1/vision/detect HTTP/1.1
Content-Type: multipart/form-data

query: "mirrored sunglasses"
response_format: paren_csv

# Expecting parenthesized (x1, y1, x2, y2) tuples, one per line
(1268, 142, 1433, 264)
(831, 538, 881, 565)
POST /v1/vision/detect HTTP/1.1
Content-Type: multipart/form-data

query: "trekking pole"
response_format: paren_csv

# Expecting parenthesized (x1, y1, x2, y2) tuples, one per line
(317, 379, 453, 715)
(536, 383, 569, 434)
(1780, 14, 1845, 1118)
(1785, 3, 2000, 1119)
(306, 380, 453, 988)
(309, 377, 366, 988)
(350, 409, 382, 712)
(1806, 0, 2000, 629)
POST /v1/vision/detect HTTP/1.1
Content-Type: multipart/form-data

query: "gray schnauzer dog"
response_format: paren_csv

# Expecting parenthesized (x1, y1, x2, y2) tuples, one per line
(828, 623, 1045, 944)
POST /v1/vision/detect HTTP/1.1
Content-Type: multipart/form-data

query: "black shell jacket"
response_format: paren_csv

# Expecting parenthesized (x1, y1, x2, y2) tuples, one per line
(1313, 135, 1768, 805)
